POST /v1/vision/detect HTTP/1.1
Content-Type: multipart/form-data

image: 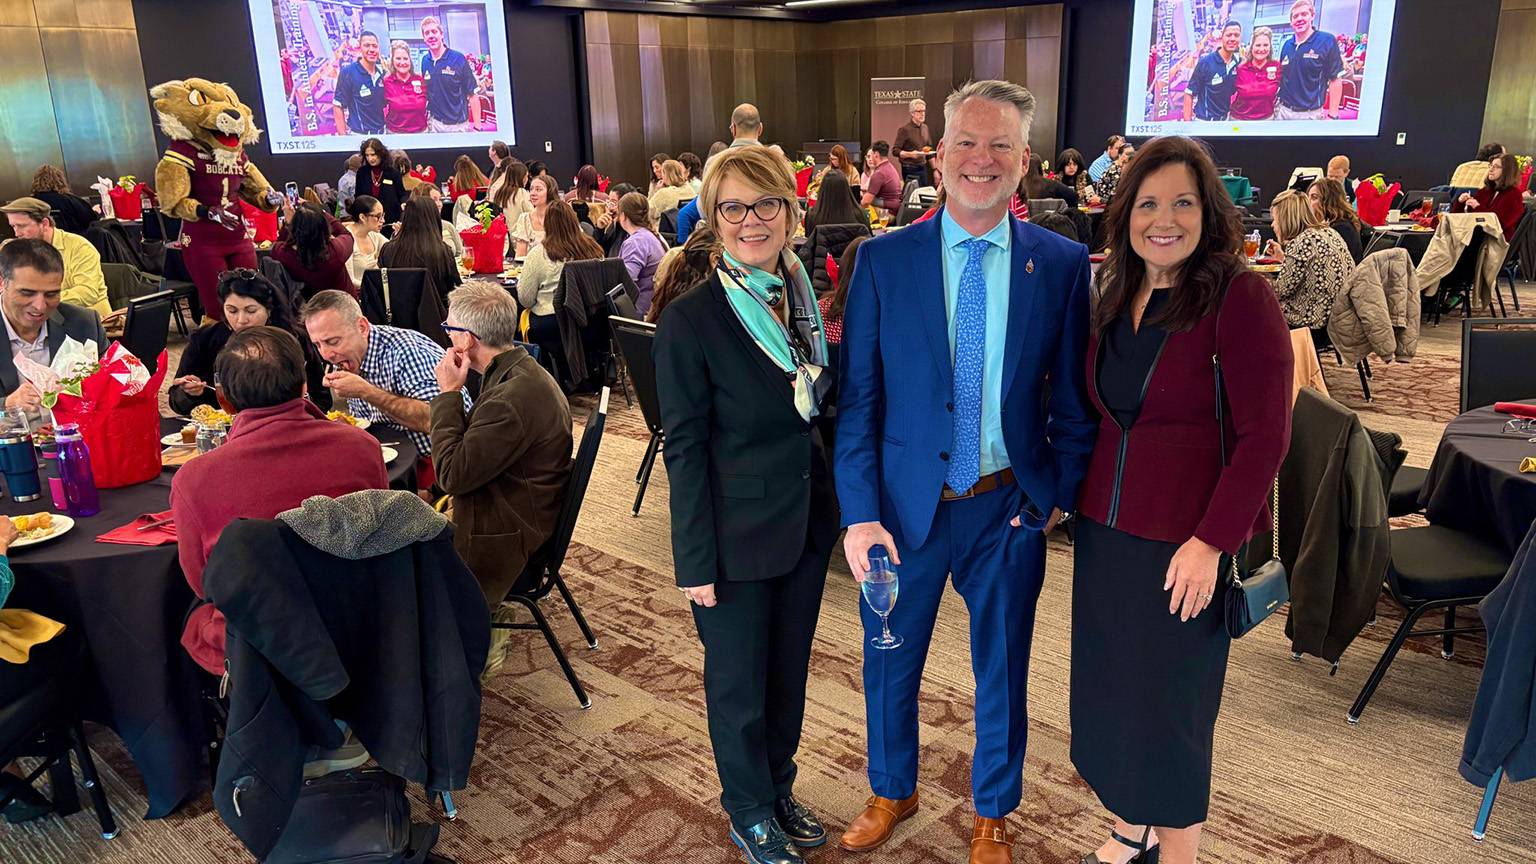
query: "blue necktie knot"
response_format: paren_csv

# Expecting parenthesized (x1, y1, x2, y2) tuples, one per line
(947, 237, 989, 493)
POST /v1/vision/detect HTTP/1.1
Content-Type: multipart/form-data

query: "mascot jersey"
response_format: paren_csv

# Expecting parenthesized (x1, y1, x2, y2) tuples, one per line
(161, 140, 249, 245)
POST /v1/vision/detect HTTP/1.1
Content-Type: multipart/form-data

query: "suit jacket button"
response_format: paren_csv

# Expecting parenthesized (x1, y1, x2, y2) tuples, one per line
(940, 451, 950, 461)
(946, 402, 954, 412)
(801, 470, 811, 480)
(801, 430, 809, 437)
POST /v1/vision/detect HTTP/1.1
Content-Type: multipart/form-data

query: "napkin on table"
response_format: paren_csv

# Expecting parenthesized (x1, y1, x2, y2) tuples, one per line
(96, 509, 176, 546)
(1494, 401, 1536, 420)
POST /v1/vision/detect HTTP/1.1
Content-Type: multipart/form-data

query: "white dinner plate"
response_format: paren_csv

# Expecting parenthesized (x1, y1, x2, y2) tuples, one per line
(329, 416, 371, 430)
(381, 445, 398, 464)
(12, 514, 75, 548)
(161, 432, 195, 446)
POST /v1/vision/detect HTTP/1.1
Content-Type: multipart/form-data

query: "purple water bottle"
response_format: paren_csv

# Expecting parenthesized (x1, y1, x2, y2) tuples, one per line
(55, 423, 100, 518)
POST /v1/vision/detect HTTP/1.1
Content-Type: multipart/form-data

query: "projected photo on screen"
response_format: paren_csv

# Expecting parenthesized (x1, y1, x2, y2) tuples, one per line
(1126, 0, 1397, 138)
(248, 0, 515, 154)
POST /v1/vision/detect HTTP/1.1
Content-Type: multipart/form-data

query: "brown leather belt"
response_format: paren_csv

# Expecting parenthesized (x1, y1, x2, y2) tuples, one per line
(940, 467, 1015, 501)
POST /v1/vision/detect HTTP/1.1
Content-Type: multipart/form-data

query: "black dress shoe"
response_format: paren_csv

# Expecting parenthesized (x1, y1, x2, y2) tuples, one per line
(729, 817, 804, 864)
(774, 796, 827, 848)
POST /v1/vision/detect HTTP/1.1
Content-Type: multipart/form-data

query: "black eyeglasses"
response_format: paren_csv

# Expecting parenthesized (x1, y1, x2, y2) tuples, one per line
(715, 197, 786, 225)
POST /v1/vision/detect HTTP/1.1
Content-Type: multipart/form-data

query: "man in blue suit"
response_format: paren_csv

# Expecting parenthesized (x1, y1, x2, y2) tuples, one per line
(834, 80, 1096, 864)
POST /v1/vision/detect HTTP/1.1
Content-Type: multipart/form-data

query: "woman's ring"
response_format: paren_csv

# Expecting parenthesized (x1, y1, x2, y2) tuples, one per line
(1199, 592, 1213, 601)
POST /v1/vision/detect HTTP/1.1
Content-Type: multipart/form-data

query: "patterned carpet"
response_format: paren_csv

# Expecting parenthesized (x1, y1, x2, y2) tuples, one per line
(4, 323, 1534, 863)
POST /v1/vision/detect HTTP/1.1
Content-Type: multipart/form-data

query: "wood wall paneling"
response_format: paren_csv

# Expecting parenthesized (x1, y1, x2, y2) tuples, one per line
(585, 6, 1062, 189)
(1481, 4, 1536, 155)
(41, 25, 157, 191)
(0, 0, 36, 27)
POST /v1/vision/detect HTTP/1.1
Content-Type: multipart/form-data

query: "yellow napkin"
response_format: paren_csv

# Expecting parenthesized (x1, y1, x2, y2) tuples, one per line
(0, 609, 65, 664)
(1520, 457, 1536, 474)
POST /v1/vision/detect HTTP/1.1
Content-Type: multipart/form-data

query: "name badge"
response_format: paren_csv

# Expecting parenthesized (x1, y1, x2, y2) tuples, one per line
(1211, 74, 1223, 85)
(359, 86, 371, 98)
(423, 70, 431, 79)
(382, 179, 394, 185)
(442, 69, 454, 76)
(1304, 50, 1319, 60)
(1268, 66, 1277, 80)
(412, 80, 422, 93)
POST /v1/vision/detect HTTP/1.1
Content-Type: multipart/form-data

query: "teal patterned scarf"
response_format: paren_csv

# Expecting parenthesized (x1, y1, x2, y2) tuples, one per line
(717, 249, 830, 421)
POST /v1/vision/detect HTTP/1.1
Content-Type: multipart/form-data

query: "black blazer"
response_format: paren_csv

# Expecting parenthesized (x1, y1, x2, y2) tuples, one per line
(654, 272, 839, 587)
(358, 165, 408, 225)
(0, 303, 107, 397)
(36, 190, 96, 234)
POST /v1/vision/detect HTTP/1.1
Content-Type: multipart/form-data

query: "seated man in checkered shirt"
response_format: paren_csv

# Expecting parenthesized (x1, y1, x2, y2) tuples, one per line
(301, 290, 470, 462)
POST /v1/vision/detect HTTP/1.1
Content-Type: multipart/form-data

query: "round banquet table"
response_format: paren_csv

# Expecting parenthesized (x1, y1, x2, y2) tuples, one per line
(0, 416, 421, 818)
(1419, 401, 1536, 554)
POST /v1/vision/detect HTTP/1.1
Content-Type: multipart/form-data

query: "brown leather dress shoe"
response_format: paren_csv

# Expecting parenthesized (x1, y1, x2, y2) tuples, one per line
(838, 791, 919, 852)
(969, 816, 1012, 864)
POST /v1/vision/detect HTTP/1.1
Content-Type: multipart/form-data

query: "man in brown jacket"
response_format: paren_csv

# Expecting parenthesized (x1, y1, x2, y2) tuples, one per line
(430, 282, 572, 620)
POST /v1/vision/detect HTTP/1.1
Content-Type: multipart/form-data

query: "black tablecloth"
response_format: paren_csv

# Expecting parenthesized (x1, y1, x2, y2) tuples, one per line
(1421, 401, 1536, 554)
(2, 472, 205, 818)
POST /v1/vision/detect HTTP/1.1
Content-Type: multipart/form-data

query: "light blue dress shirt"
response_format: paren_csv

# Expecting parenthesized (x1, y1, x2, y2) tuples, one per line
(940, 208, 1011, 476)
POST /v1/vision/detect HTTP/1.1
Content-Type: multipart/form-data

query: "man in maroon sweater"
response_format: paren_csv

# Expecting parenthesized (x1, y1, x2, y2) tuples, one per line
(172, 326, 388, 676)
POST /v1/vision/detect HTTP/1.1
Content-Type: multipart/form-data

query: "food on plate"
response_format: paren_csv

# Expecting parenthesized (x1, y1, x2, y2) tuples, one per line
(13, 513, 55, 540)
(180, 423, 197, 444)
(326, 410, 360, 426)
(189, 405, 232, 427)
(33, 424, 55, 445)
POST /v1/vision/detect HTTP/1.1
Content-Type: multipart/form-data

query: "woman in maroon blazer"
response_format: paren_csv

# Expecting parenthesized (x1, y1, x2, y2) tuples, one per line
(1452, 152, 1525, 241)
(1071, 136, 1292, 864)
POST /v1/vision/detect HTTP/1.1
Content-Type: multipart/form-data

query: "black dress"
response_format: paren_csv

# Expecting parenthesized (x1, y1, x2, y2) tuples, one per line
(1070, 290, 1232, 828)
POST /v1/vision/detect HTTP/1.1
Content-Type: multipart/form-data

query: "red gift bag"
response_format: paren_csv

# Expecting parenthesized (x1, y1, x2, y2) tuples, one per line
(50, 345, 169, 488)
(1355, 180, 1401, 227)
(795, 167, 813, 198)
(108, 183, 146, 221)
(459, 215, 508, 273)
(240, 200, 279, 243)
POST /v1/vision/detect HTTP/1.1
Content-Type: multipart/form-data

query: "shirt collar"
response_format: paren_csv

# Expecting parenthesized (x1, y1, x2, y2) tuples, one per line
(939, 207, 1011, 252)
(2, 310, 46, 347)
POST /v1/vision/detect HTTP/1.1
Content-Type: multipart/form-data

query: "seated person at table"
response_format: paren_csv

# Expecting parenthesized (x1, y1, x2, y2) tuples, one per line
(518, 201, 603, 388)
(409, 182, 466, 259)
(1021, 152, 1079, 207)
(430, 283, 571, 617)
(170, 269, 328, 415)
(1308, 178, 1364, 263)
(1326, 155, 1357, 203)
(1452, 153, 1525, 242)
(648, 159, 697, 224)
(1, 197, 110, 317)
(617, 192, 667, 318)
(1266, 189, 1353, 329)
(379, 197, 462, 303)
(172, 326, 387, 675)
(303, 289, 466, 458)
(29, 166, 94, 235)
(1092, 142, 1134, 206)
(860, 141, 904, 214)
(274, 202, 357, 300)
(0, 240, 106, 414)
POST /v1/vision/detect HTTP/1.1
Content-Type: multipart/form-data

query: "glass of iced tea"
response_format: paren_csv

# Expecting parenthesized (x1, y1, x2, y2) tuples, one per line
(1244, 237, 1260, 258)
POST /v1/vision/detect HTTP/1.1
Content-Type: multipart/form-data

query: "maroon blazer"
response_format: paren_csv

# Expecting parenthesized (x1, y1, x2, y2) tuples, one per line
(1076, 271, 1293, 554)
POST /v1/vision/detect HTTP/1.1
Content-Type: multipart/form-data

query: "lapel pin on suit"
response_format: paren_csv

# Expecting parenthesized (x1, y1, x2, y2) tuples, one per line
(1025, 258, 1035, 275)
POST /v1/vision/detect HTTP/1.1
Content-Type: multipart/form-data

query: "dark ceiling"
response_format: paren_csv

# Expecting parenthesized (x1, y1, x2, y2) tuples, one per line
(525, 0, 1059, 23)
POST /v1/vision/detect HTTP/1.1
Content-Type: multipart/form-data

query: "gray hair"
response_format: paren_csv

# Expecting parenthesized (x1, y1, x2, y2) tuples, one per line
(943, 80, 1036, 145)
(447, 282, 520, 348)
(301, 289, 363, 325)
(908, 98, 926, 112)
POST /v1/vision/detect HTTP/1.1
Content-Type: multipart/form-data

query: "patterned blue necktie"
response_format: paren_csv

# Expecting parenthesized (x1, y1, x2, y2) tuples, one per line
(947, 238, 989, 493)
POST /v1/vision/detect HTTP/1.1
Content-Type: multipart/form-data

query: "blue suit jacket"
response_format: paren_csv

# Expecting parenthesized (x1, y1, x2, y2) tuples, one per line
(834, 211, 1097, 549)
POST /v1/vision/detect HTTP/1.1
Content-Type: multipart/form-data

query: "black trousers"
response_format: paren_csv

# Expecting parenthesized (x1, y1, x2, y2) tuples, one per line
(691, 536, 830, 831)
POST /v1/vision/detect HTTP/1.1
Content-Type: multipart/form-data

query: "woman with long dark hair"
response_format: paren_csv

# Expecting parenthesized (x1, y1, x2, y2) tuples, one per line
(647, 152, 671, 196)
(379, 196, 463, 302)
(274, 201, 356, 299)
(1072, 136, 1291, 864)
(804, 170, 865, 234)
(1057, 148, 1091, 200)
(169, 268, 330, 414)
(1307, 178, 1364, 263)
(516, 200, 604, 387)
(513, 174, 559, 258)
(680, 152, 704, 193)
(358, 137, 406, 227)
(344, 194, 389, 288)
(816, 232, 866, 346)
(567, 164, 604, 204)
(1021, 152, 1078, 207)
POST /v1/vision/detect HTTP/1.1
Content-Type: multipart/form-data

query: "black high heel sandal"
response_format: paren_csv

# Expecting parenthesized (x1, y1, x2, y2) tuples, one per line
(1080, 826, 1159, 864)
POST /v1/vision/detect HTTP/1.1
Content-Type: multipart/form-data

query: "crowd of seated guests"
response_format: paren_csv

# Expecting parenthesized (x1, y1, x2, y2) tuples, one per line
(1267, 189, 1354, 329)
(648, 160, 697, 224)
(518, 200, 604, 386)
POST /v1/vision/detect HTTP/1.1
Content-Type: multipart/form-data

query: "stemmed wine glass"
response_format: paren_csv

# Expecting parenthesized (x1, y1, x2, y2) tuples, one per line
(862, 544, 903, 650)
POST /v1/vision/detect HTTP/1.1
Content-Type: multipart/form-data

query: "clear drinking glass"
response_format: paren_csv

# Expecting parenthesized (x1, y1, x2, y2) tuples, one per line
(863, 545, 903, 650)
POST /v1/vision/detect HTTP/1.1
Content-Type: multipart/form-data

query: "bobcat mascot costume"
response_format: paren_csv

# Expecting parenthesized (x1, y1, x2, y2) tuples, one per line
(151, 78, 279, 321)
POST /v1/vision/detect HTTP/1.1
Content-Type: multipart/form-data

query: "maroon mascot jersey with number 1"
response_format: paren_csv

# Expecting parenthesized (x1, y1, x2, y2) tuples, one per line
(162, 141, 259, 316)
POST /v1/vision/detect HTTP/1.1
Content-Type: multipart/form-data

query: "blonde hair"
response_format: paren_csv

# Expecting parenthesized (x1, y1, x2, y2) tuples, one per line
(698, 145, 801, 238)
(1271, 190, 1324, 243)
(1250, 26, 1273, 57)
(1289, 0, 1315, 15)
(389, 41, 413, 69)
(660, 159, 688, 188)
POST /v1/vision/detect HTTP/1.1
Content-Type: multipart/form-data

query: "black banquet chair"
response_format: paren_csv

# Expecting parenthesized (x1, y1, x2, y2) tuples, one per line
(609, 317, 663, 517)
(121, 289, 176, 376)
(1460, 317, 1536, 413)
(490, 387, 608, 708)
(1346, 524, 1510, 724)
(0, 638, 119, 840)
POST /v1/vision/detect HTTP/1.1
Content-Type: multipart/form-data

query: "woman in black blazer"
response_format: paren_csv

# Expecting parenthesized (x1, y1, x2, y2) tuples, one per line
(655, 145, 838, 864)
(356, 138, 407, 230)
